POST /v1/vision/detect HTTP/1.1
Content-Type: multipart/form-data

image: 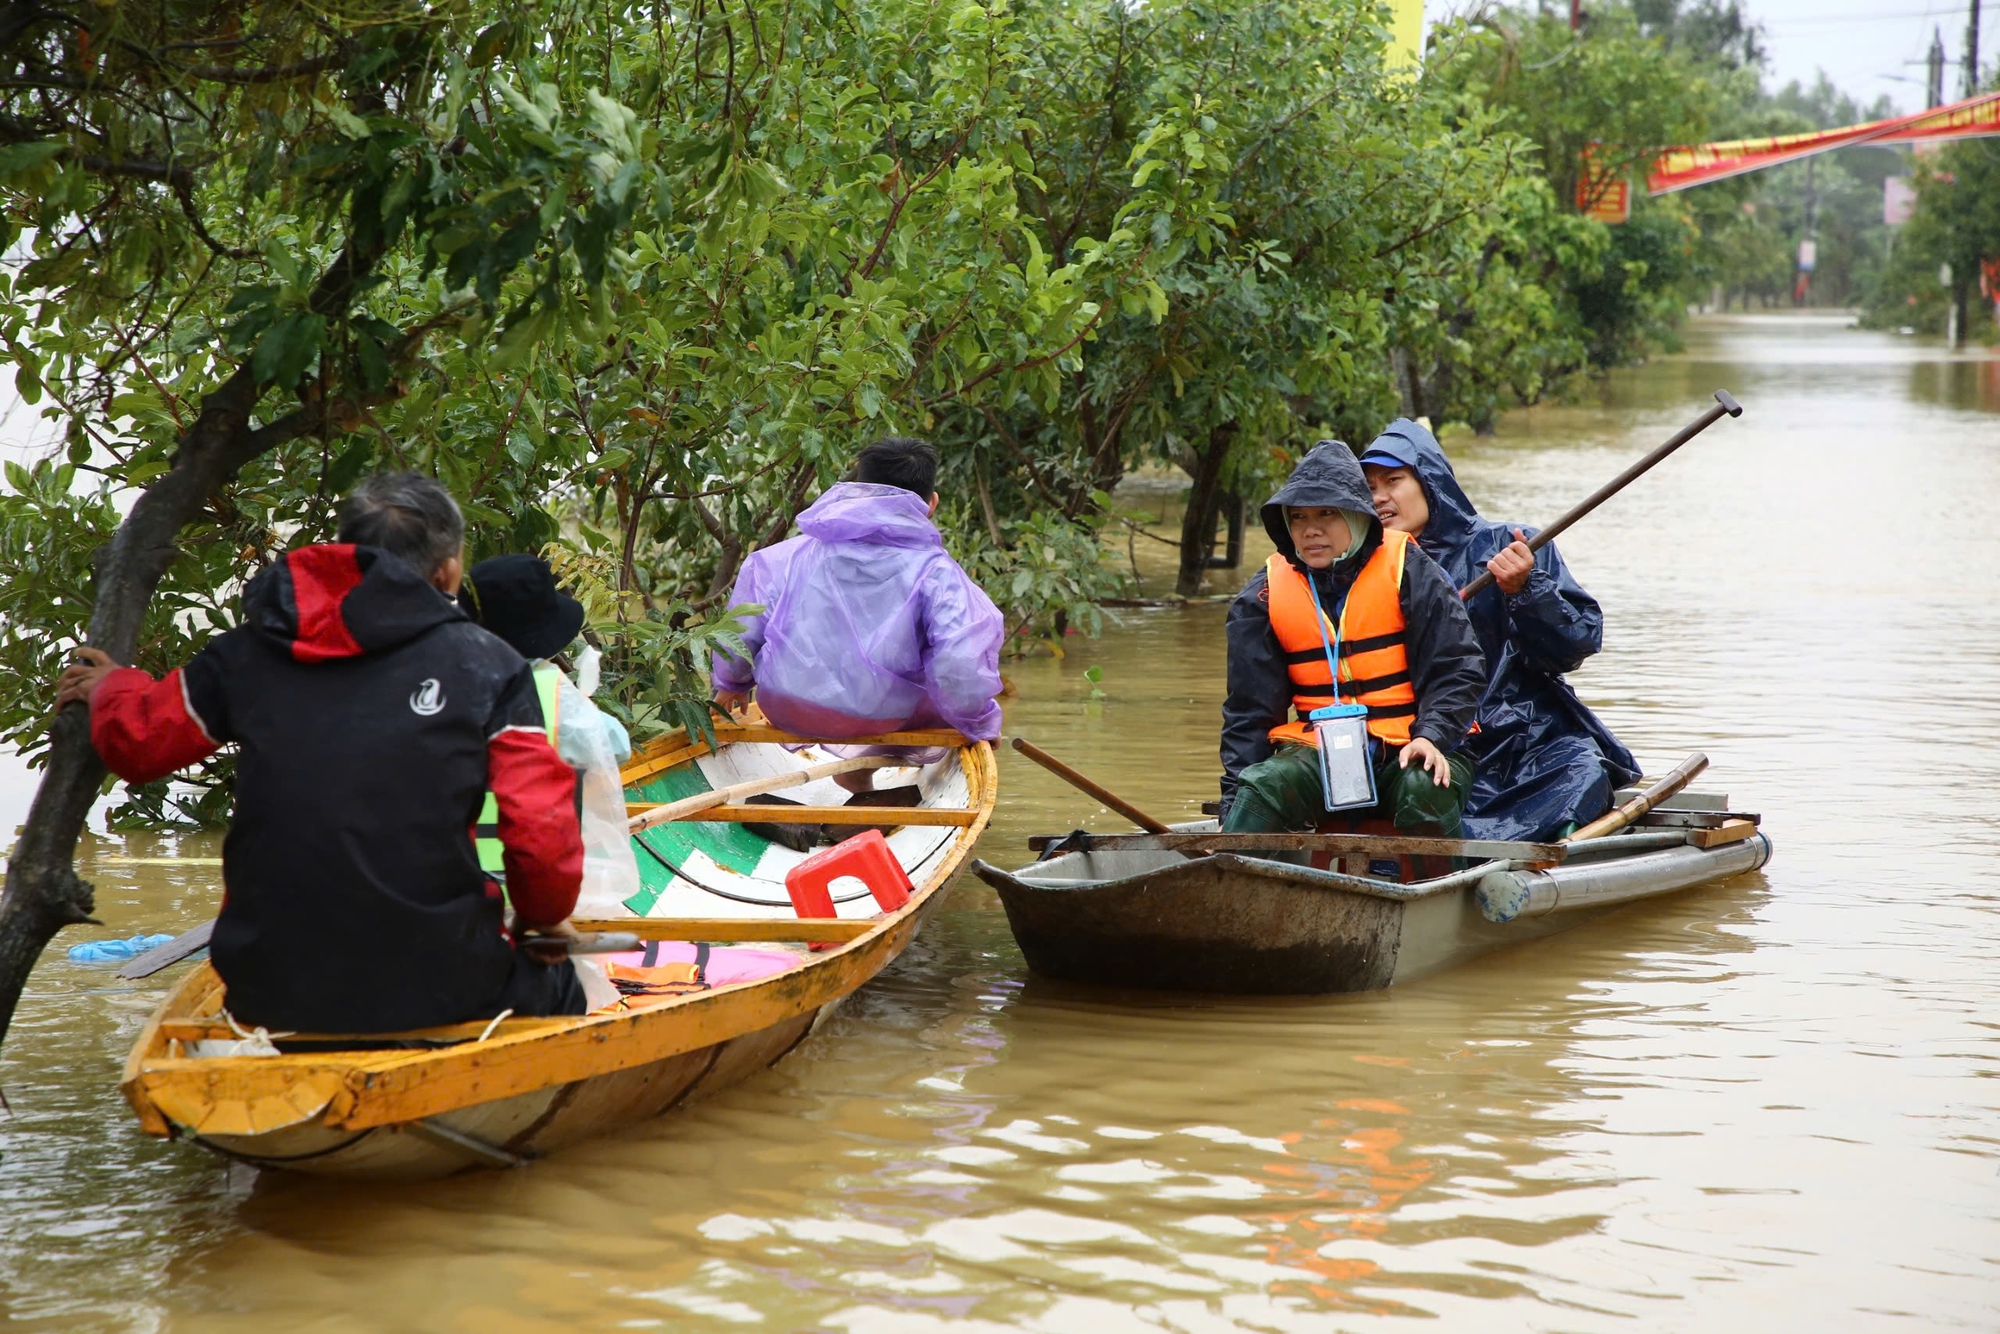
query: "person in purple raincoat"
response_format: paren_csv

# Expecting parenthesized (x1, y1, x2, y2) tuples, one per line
(711, 437, 1004, 788)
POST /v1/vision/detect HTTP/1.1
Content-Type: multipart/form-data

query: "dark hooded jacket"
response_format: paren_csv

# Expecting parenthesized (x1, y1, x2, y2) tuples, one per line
(88, 544, 583, 1032)
(1220, 441, 1486, 810)
(1363, 419, 1640, 840)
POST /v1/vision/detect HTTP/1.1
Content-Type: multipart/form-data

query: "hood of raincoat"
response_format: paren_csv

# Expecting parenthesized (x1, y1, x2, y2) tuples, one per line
(242, 544, 466, 664)
(1358, 418, 1488, 577)
(1259, 442, 1379, 564)
(796, 482, 943, 550)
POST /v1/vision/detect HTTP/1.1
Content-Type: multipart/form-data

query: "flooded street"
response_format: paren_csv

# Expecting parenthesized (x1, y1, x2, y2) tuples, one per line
(4, 312, 1998, 1330)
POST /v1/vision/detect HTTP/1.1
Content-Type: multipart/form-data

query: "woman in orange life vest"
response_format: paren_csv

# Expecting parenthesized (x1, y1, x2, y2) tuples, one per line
(1219, 441, 1487, 836)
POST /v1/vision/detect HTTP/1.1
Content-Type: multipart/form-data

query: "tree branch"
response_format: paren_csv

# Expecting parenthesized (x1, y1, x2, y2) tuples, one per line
(75, 154, 193, 187)
(0, 225, 393, 1050)
(170, 171, 255, 260)
(185, 55, 339, 86)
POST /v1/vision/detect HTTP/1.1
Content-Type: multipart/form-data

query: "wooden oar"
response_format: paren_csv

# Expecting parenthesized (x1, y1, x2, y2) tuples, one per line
(1459, 390, 1743, 600)
(627, 754, 900, 834)
(1565, 753, 1708, 844)
(518, 930, 643, 955)
(114, 920, 212, 981)
(1010, 737, 1172, 834)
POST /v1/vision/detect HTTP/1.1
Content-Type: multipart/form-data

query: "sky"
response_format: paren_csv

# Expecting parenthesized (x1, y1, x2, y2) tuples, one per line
(1751, 0, 1987, 114)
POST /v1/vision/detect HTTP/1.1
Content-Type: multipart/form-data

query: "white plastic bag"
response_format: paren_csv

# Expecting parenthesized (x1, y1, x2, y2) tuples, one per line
(551, 669, 641, 917)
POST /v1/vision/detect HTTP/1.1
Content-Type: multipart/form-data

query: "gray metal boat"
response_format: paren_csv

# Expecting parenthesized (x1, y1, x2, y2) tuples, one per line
(973, 770, 1771, 995)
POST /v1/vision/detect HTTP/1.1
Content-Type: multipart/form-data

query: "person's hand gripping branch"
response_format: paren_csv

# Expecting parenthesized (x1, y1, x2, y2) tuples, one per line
(55, 646, 124, 712)
(1398, 735, 1453, 787)
(1484, 528, 1536, 597)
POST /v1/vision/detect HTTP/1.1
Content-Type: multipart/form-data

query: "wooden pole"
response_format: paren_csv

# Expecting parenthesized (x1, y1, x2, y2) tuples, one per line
(1010, 737, 1173, 834)
(627, 755, 899, 834)
(1566, 753, 1708, 843)
(1459, 390, 1743, 600)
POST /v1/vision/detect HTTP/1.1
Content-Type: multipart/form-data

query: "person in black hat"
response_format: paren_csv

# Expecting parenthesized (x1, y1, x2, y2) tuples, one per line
(459, 553, 637, 924)
(458, 554, 586, 662)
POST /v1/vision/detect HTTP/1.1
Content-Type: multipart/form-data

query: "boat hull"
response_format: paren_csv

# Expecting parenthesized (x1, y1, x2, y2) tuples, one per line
(174, 979, 824, 1178)
(975, 833, 1772, 996)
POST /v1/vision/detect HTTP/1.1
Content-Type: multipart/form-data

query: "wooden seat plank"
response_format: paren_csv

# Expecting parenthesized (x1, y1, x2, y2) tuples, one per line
(627, 802, 978, 826)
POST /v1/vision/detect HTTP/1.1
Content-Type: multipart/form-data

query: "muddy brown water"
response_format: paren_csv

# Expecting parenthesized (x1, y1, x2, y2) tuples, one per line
(3, 312, 1997, 1330)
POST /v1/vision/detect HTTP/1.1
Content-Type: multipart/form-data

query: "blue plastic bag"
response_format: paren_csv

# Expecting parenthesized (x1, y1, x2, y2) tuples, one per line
(67, 933, 175, 964)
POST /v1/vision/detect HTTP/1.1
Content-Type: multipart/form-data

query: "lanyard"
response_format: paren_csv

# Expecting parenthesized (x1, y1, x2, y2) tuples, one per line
(1302, 570, 1348, 706)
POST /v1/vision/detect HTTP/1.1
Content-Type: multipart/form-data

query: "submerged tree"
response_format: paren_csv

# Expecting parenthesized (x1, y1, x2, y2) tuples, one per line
(0, 0, 1122, 1049)
(0, 2, 671, 1045)
(954, 0, 1538, 597)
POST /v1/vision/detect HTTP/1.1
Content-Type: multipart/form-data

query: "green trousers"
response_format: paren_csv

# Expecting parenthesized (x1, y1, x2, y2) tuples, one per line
(1222, 743, 1474, 836)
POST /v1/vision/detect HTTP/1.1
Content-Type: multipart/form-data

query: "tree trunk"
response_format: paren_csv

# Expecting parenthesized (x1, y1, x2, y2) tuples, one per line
(0, 368, 267, 1048)
(1175, 421, 1237, 598)
(0, 240, 382, 1052)
(974, 454, 1008, 549)
(1401, 349, 1435, 423)
(1204, 490, 1244, 569)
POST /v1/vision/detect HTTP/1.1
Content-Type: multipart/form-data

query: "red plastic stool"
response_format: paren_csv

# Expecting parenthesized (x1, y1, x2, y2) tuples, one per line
(785, 829, 913, 926)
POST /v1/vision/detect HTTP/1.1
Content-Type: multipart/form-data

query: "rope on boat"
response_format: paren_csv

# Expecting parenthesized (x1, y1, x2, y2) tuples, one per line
(220, 1010, 292, 1054)
(475, 1008, 514, 1043)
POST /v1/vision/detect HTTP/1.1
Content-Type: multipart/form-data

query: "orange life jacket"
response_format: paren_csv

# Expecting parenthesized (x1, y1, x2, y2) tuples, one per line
(1264, 531, 1418, 748)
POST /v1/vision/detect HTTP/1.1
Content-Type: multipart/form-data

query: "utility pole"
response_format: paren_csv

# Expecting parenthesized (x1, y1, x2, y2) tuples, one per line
(1929, 29, 1948, 106)
(1796, 156, 1818, 307)
(1570, 0, 1583, 31)
(1967, 0, 1983, 98)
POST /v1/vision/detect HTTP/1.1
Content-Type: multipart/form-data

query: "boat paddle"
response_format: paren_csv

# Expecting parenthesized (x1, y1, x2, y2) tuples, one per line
(1458, 389, 1743, 600)
(114, 919, 213, 981)
(1565, 752, 1708, 843)
(1010, 737, 1172, 834)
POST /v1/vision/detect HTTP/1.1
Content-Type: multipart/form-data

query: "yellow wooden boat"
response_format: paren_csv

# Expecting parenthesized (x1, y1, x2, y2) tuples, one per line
(119, 722, 994, 1179)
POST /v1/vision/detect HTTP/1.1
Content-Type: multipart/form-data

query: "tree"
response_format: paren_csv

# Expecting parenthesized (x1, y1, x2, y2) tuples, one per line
(0, 3, 656, 1047)
(956, 0, 1534, 596)
(1871, 137, 2000, 343)
(0, 0, 1729, 1054)
(0, 0, 1124, 1051)
(1399, 0, 1717, 419)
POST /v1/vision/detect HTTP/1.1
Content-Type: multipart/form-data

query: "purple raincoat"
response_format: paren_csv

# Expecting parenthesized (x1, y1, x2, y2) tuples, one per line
(712, 482, 1005, 741)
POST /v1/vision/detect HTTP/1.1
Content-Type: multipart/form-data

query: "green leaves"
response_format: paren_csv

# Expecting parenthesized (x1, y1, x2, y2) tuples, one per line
(250, 313, 328, 390)
(0, 0, 1634, 827)
(0, 141, 65, 180)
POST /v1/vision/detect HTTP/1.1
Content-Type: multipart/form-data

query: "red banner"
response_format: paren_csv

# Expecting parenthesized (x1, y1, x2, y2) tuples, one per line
(1646, 90, 2000, 196)
(1576, 144, 1632, 223)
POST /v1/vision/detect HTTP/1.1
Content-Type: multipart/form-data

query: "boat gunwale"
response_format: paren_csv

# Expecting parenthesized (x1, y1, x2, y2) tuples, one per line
(976, 827, 1728, 905)
(121, 733, 995, 1138)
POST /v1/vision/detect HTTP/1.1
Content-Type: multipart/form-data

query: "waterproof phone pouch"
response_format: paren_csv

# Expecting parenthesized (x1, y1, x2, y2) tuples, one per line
(1310, 703, 1377, 812)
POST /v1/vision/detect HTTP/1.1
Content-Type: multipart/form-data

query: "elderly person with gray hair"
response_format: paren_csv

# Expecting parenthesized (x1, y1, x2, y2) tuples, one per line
(56, 473, 591, 1032)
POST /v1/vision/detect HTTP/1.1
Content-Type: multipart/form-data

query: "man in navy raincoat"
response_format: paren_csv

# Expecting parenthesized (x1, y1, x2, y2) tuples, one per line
(1358, 420, 1639, 842)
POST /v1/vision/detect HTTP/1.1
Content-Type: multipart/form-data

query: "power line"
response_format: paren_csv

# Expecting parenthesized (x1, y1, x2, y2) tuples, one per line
(1770, 11, 1959, 26)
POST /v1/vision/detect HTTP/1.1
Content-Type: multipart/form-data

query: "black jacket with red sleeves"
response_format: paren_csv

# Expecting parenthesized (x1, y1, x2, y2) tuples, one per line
(89, 544, 582, 1033)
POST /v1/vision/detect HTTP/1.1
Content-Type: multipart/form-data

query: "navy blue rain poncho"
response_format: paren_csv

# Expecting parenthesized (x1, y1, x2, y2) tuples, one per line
(1362, 420, 1639, 841)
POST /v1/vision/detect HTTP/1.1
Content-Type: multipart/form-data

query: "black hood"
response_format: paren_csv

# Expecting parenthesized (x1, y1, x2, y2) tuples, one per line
(1259, 441, 1380, 560)
(242, 544, 467, 664)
